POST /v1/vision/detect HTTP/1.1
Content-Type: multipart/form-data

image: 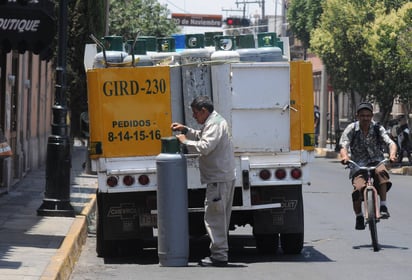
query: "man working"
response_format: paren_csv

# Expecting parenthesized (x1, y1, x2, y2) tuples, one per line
(171, 96, 236, 267)
(339, 102, 397, 230)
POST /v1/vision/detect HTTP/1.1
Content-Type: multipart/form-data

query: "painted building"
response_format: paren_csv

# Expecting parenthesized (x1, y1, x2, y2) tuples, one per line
(0, 51, 53, 194)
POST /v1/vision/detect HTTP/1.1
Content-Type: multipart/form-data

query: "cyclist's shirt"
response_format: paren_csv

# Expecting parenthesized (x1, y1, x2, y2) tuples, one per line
(340, 120, 395, 167)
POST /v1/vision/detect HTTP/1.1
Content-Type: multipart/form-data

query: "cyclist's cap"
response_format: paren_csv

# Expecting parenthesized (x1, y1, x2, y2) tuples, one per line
(357, 102, 373, 113)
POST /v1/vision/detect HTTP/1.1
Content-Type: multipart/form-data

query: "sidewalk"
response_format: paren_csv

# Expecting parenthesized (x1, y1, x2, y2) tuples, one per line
(0, 140, 97, 280)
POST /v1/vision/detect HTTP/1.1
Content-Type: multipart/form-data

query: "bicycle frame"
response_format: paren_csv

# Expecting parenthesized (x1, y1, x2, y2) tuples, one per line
(363, 176, 381, 221)
(346, 159, 389, 252)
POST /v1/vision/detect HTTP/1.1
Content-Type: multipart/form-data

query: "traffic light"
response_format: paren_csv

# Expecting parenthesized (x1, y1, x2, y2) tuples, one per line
(225, 17, 250, 27)
(241, 18, 250, 27)
(0, 0, 55, 56)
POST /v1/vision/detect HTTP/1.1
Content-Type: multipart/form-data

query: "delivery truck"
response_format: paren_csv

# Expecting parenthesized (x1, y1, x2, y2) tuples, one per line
(85, 40, 314, 257)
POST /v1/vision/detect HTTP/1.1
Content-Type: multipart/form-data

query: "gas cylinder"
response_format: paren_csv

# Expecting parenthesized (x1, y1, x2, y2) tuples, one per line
(156, 137, 188, 267)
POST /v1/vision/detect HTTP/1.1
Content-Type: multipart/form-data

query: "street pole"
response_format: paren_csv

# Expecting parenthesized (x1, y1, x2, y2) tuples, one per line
(37, 0, 75, 217)
(319, 66, 328, 149)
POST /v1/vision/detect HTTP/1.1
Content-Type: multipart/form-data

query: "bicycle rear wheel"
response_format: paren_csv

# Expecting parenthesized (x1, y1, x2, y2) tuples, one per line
(366, 189, 379, 251)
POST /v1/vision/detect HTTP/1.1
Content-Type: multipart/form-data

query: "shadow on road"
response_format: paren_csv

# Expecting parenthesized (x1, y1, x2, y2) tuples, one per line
(353, 243, 409, 251)
(102, 235, 333, 265)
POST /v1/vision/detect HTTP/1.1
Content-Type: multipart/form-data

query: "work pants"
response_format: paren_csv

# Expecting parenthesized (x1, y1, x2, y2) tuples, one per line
(204, 179, 235, 262)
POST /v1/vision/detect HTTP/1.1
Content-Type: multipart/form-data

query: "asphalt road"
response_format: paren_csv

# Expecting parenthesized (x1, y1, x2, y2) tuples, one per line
(70, 157, 412, 280)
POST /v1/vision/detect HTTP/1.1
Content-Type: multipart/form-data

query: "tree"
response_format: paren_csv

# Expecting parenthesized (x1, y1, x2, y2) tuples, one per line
(108, 0, 180, 40)
(66, 0, 106, 138)
(310, 0, 410, 125)
(287, 0, 323, 59)
(365, 2, 412, 121)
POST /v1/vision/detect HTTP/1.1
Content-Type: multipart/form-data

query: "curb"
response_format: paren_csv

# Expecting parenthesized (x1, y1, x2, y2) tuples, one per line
(40, 194, 96, 280)
(390, 166, 412, 175)
(314, 148, 340, 159)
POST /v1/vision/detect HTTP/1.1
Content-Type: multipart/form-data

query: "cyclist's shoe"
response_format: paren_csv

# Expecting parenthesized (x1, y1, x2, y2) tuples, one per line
(355, 215, 365, 230)
(380, 205, 390, 219)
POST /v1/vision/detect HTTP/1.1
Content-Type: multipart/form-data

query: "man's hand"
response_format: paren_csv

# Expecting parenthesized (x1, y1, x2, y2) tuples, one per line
(340, 147, 350, 165)
(171, 122, 184, 131)
(175, 134, 187, 144)
(389, 143, 397, 163)
(340, 156, 350, 165)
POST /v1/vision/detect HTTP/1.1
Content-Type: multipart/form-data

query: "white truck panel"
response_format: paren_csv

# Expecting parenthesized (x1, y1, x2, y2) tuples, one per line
(212, 62, 290, 153)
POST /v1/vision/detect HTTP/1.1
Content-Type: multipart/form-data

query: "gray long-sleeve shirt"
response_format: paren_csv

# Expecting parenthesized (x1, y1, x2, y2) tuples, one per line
(184, 111, 236, 184)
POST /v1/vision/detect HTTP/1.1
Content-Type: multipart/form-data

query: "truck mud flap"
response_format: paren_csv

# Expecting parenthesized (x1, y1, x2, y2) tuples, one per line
(96, 192, 155, 240)
(252, 185, 304, 234)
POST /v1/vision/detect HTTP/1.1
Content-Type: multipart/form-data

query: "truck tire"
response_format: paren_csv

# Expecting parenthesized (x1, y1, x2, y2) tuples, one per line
(280, 232, 304, 254)
(96, 205, 117, 257)
(254, 234, 279, 254)
(96, 220, 117, 257)
(189, 213, 207, 237)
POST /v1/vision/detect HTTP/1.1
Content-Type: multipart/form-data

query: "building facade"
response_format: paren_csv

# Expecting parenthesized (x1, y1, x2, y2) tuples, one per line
(0, 51, 53, 194)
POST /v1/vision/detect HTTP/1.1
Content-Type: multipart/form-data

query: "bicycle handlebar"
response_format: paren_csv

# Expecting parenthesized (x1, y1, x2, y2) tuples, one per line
(345, 159, 389, 171)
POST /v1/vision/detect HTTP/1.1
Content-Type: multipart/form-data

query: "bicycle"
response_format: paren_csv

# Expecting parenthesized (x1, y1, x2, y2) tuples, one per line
(345, 159, 389, 252)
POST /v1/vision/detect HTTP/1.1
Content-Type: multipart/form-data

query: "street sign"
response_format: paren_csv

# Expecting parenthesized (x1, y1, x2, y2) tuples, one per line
(0, 2, 55, 54)
(172, 13, 222, 28)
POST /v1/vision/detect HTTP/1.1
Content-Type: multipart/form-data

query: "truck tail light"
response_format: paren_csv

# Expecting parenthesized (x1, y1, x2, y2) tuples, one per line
(107, 176, 118, 187)
(138, 174, 150, 185)
(123, 175, 135, 186)
(291, 168, 302, 179)
(259, 169, 271, 180)
(275, 168, 286, 179)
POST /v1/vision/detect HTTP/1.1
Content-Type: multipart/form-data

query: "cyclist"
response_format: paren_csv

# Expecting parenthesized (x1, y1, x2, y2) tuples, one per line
(339, 102, 397, 230)
(395, 115, 412, 164)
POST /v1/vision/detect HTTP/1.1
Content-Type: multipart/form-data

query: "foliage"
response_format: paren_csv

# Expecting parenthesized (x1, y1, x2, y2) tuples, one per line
(365, 2, 412, 117)
(311, 0, 380, 98)
(66, 0, 106, 137)
(108, 0, 180, 40)
(310, 0, 411, 124)
(287, 0, 323, 59)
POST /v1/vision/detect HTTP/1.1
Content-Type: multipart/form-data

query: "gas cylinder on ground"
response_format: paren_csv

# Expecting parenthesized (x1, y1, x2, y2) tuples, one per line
(156, 137, 188, 267)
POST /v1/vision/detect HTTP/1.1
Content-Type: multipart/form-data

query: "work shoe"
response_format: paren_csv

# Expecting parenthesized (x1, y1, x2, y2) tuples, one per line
(199, 257, 228, 267)
(355, 215, 365, 230)
(380, 205, 390, 219)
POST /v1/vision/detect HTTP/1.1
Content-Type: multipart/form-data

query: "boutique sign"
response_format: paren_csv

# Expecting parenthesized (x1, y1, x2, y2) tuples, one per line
(0, 2, 55, 54)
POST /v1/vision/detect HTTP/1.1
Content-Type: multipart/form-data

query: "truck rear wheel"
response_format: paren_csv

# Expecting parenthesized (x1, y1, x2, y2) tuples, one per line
(280, 232, 304, 254)
(254, 234, 279, 254)
(96, 219, 117, 257)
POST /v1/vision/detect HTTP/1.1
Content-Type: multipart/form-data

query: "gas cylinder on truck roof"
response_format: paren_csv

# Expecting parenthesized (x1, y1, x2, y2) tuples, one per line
(210, 35, 240, 62)
(151, 37, 181, 66)
(93, 51, 129, 68)
(236, 34, 260, 62)
(180, 34, 212, 65)
(123, 39, 153, 66)
(258, 47, 283, 62)
(92, 35, 128, 68)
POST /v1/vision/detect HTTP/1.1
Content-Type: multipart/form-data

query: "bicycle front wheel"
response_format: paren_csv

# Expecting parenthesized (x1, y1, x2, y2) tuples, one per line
(366, 189, 379, 251)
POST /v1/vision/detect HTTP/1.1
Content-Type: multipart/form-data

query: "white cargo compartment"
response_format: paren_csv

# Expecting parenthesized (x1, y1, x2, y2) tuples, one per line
(211, 62, 290, 153)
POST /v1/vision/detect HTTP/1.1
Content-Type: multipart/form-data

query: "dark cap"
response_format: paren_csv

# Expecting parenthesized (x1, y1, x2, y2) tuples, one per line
(357, 102, 373, 113)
